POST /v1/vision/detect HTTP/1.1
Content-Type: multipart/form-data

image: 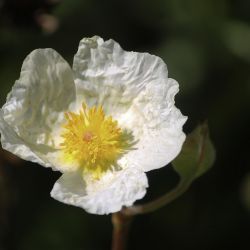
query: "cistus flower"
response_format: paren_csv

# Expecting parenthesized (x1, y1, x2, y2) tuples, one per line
(0, 36, 187, 215)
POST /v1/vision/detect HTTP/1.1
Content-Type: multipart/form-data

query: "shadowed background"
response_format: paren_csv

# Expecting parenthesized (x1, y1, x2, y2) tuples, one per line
(0, 0, 250, 249)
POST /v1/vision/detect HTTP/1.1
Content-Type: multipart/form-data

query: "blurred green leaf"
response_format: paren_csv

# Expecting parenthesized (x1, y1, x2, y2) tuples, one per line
(172, 122, 215, 183)
(222, 21, 250, 62)
(240, 173, 250, 212)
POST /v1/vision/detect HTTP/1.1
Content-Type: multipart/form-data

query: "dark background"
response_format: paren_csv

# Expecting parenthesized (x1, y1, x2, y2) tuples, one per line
(0, 0, 250, 249)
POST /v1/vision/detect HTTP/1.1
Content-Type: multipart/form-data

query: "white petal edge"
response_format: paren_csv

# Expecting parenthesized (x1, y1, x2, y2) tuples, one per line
(50, 167, 148, 215)
(117, 78, 187, 172)
(72, 36, 169, 117)
(0, 49, 76, 169)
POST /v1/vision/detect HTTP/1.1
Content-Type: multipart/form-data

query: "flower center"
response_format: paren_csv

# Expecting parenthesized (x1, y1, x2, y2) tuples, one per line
(60, 103, 131, 178)
(83, 131, 93, 142)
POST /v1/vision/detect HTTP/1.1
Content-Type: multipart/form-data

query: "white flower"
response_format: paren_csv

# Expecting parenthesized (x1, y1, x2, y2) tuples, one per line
(0, 36, 187, 215)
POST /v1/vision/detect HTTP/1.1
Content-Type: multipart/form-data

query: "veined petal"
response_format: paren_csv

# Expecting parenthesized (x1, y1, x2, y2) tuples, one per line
(72, 36, 169, 117)
(0, 49, 76, 169)
(50, 167, 148, 215)
(0, 110, 51, 167)
(118, 113, 187, 172)
(118, 78, 187, 172)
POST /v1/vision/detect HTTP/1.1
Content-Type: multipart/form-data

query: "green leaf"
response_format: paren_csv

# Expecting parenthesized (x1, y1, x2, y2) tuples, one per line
(172, 122, 215, 183)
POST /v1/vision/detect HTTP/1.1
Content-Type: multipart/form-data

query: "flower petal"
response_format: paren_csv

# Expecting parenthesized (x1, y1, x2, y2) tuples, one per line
(50, 167, 148, 215)
(118, 78, 187, 172)
(72, 36, 169, 116)
(0, 109, 50, 166)
(119, 115, 187, 172)
(0, 49, 76, 169)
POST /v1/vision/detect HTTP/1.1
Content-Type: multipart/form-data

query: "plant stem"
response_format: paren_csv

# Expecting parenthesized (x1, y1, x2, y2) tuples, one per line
(111, 179, 191, 249)
(122, 180, 191, 216)
(111, 212, 133, 250)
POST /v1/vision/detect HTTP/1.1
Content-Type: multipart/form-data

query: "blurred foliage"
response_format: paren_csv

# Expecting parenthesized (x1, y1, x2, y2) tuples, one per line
(0, 0, 250, 250)
(240, 173, 250, 212)
(0, 0, 60, 32)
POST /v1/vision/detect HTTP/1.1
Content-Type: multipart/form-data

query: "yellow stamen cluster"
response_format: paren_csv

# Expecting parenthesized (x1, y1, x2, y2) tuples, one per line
(60, 103, 130, 178)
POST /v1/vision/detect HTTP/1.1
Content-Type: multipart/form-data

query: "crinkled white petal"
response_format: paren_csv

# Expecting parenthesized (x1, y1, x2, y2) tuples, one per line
(73, 36, 187, 171)
(0, 109, 49, 166)
(118, 109, 187, 172)
(0, 49, 76, 169)
(73, 36, 169, 116)
(50, 167, 148, 215)
(117, 78, 187, 171)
